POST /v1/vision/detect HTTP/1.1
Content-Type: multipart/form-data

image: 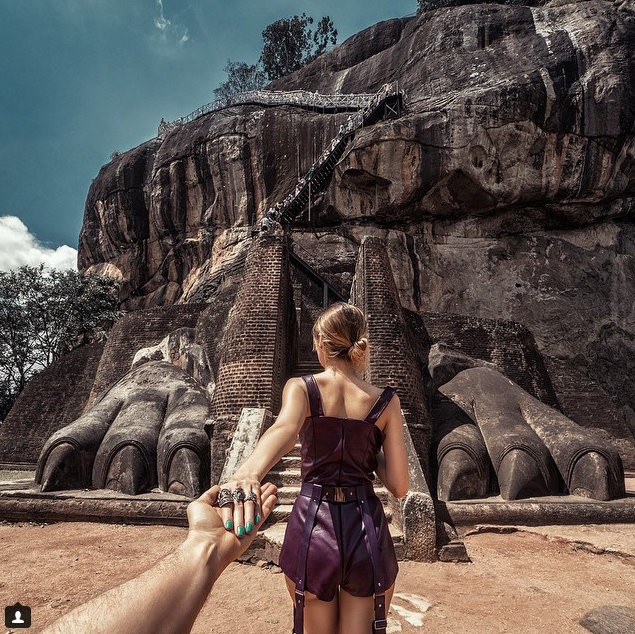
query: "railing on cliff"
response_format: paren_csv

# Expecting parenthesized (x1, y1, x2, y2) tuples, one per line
(157, 82, 403, 232)
(157, 89, 381, 137)
(259, 82, 403, 231)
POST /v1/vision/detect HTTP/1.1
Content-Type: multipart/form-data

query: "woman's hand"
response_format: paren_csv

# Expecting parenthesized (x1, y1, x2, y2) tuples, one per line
(215, 472, 264, 537)
(186, 482, 278, 565)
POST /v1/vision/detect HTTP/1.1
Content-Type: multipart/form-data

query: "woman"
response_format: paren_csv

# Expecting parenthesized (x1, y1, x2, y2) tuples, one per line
(219, 302, 409, 634)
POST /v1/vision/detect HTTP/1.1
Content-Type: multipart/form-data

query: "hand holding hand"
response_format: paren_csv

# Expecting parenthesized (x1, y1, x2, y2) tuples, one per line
(216, 473, 263, 537)
(186, 482, 277, 565)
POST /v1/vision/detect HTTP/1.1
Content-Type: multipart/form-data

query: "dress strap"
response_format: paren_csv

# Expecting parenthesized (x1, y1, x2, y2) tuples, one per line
(364, 387, 396, 424)
(292, 483, 322, 634)
(301, 375, 324, 418)
(357, 488, 388, 634)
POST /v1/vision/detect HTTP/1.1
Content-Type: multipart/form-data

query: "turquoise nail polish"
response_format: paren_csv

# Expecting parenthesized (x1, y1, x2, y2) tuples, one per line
(237, 525, 245, 536)
(225, 520, 233, 530)
(246, 522, 253, 533)
(255, 514, 261, 523)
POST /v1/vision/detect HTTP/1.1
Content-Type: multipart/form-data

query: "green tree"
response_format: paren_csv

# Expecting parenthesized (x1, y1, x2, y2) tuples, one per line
(213, 60, 267, 101)
(0, 265, 121, 421)
(260, 13, 337, 81)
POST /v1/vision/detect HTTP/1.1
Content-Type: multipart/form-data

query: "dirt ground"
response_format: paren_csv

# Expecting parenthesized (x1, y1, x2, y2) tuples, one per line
(1, 521, 633, 634)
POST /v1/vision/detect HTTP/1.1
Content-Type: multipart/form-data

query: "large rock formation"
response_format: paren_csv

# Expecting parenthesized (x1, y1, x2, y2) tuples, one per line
(78, 1, 634, 454)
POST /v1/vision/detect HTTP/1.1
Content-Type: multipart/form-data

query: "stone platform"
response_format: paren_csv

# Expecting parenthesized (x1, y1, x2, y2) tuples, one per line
(1, 470, 634, 563)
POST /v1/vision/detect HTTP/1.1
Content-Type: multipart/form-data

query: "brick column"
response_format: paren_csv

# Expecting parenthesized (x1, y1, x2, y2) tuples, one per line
(351, 236, 432, 477)
(210, 233, 295, 482)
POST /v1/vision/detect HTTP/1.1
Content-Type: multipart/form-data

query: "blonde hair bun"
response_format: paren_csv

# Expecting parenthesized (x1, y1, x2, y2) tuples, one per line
(312, 302, 369, 370)
(347, 337, 369, 366)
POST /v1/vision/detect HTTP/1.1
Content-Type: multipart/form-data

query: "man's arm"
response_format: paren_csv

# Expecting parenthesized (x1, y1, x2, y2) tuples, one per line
(42, 483, 278, 634)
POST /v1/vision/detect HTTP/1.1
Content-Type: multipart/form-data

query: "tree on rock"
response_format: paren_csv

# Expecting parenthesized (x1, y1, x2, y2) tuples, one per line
(260, 13, 337, 80)
(0, 265, 120, 420)
(213, 60, 267, 101)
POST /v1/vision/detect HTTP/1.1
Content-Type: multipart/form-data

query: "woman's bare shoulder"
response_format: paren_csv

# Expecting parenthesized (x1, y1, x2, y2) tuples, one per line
(284, 376, 308, 395)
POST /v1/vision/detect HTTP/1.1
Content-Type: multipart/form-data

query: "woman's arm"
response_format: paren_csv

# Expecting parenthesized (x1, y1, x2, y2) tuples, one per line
(233, 377, 308, 481)
(219, 377, 308, 534)
(376, 394, 409, 499)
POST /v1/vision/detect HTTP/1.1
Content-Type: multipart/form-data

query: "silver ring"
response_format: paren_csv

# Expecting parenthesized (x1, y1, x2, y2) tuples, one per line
(218, 488, 233, 508)
(245, 491, 258, 503)
(232, 487, 246, 503)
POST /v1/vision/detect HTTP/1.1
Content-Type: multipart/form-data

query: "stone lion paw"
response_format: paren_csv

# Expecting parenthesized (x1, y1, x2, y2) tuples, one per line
(35, 361, 211, 497)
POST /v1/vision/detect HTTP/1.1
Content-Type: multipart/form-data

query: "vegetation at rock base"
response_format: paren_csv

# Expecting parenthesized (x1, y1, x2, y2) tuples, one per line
(214, 13, 337, 98)
(0, 265, 121, 421)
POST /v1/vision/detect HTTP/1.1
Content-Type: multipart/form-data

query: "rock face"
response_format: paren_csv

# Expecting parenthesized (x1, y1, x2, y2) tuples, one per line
(79, 2, 635, 447)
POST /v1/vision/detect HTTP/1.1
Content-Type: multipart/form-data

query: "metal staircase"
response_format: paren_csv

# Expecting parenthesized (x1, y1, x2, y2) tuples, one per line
(260, 82, 403, 230)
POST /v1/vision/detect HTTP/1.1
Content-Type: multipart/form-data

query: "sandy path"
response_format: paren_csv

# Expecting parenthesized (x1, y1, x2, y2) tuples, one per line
(1, 522, 633, 633)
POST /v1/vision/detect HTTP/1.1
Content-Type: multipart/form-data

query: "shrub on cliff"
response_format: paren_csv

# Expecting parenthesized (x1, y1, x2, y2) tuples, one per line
(0, 265, 120, 420)
(260, 14, 337, 80)
(213, 60, 267, 101)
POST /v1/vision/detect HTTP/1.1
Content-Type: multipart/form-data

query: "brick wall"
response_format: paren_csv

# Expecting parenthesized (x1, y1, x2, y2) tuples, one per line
(210, 233, 295, 482)
(422, 312, 559, 406)
(0, 343, 104, 467)
(544, 356, 635, 469)
(87, 304, 206, 407)
(196, 283, 242, 377)
(351, 236, 433, 477)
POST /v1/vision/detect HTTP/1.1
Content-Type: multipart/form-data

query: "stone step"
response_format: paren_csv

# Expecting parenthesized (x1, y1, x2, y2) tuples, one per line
(292, 363, 322, 374)
(273, 455, 301, 469)
(268, 468, 302, 487)
(272, 486, 301, 505)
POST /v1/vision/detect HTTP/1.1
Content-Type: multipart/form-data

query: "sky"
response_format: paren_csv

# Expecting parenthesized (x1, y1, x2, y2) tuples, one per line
(0, 0, 416, 271)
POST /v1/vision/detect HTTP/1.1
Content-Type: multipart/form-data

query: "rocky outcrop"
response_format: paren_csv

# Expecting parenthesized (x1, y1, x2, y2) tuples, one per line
(79, 2, 634, 448)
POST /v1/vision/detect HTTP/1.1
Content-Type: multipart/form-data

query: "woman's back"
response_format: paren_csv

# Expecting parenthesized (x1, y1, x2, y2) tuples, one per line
(298, 373, 396, 486)
(310, 372, 387, 423)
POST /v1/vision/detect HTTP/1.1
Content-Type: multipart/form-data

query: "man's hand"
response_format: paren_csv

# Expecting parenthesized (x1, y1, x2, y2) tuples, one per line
(186, 483, 278, 567)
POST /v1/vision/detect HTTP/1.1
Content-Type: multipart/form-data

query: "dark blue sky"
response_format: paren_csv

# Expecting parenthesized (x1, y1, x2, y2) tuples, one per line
(0, 0, 415, 264)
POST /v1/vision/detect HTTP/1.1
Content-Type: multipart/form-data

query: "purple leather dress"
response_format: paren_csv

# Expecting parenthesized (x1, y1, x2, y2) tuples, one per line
(278, 375, 399, 609)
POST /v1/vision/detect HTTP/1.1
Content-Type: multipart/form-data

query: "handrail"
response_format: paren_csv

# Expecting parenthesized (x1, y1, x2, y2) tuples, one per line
(259, 82, 401, 230)
(157, 87, 390, 136)
(289, 250, 347, 303)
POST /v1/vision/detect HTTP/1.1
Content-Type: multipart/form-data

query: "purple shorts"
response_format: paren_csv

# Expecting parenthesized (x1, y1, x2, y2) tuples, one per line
(278, 489, 398, 601)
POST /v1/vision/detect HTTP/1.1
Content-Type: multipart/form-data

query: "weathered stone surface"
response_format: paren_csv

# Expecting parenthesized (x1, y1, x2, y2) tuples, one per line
(78, 2, 634, 440)
(36, 361, 211, 497)
(132, 327, 214, 397)
(440, 366, 625, 500)
(580, 605, 635, 634)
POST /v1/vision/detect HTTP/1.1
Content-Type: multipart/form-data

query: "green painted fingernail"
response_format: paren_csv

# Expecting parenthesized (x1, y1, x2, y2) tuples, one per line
(225, 520, 233, 530)
(237, 525, 245, 536)
(246, 522, 253, 533)
(255, 514, 261, 523)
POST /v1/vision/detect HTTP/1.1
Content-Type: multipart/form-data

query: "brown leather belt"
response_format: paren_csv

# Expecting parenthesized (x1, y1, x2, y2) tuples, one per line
(299, 481, 374, 503)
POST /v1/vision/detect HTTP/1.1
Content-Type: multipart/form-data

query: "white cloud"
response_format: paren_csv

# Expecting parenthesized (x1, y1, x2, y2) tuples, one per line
(154, 0, 169, 31)
(0, 216, 77, 271)
(152, 0, 190, 51)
